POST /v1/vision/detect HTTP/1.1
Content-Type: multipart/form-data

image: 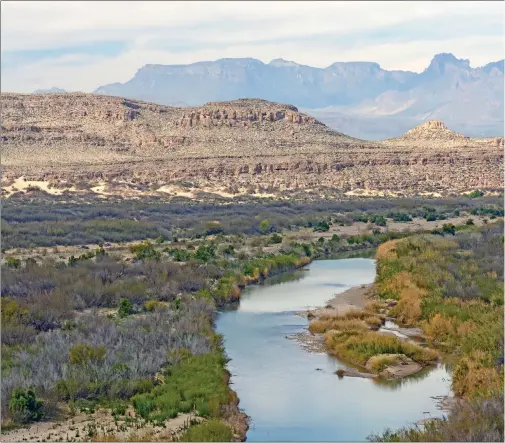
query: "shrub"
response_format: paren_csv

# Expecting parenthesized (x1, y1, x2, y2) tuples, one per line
(69, 344, 106, 366)
(468, 190, 484, 198)
(442, 223, 456, 235)
(269, 233, 283, 244)
(259, 219, 271, 234)
(5, 257, 21, 268)
(129, 241, 161, 261)
(144, 299, 163, 312)
(195, 244, 216, 262)
(9, 388, 43, 423)
(118, 297, 134, 318)
(313, 221, 330, 232)
(330, 234, 340, 242)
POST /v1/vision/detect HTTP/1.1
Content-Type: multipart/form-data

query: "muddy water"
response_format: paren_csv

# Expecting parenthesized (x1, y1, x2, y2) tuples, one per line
(216, 259, 452, 442)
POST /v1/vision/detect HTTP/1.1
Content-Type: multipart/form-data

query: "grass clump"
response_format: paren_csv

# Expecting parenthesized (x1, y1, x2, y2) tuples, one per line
(366, 354, 403, 373)
(309, 305, 384, 334)
(178, 420, 233, 442)
(368, 394, 504, 442)
(324, 330, 438, 369)
(132, 352, 231, 422)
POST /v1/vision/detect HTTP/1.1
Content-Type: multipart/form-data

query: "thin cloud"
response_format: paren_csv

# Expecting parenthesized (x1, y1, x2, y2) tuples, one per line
(1, 1, 503, 92)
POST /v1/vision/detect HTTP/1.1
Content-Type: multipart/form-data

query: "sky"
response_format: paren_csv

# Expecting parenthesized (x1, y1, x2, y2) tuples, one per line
(2, 1, 504, 93)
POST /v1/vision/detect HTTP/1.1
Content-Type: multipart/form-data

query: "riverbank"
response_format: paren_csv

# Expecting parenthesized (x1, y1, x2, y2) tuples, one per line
(368, 222, 504, 441)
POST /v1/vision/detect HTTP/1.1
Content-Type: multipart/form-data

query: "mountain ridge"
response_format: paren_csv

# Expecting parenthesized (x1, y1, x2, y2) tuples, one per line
(1, 93, 502, 200)
(93, 53, 504, 140)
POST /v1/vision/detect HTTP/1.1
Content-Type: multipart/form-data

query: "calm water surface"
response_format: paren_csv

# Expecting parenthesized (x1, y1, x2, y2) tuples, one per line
(216, 259, 452, 442)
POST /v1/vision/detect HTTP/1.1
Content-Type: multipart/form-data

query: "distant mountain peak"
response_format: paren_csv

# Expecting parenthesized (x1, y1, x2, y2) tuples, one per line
(426, 53, 471, 74)
(33, 87, 66, 94)
(328, 61, 381, 70)
(269, 58, 299, 68)
(395, 119, 470, 143)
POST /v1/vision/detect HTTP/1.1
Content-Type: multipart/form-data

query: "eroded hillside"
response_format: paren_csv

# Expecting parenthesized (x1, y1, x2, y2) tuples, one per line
(1, 93, 503, 199)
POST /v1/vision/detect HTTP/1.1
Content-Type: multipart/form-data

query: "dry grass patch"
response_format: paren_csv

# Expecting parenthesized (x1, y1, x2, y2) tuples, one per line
(366, 354, 405, 373)
(324, 329, 439, 369)
(310, 307, 384, 334)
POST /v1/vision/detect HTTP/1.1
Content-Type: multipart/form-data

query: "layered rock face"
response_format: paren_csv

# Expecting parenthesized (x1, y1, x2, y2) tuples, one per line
(1, 93, 503, 197)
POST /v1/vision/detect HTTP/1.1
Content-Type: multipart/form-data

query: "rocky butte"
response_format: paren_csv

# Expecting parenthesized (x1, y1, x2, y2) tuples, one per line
(1, 93, 503, 199)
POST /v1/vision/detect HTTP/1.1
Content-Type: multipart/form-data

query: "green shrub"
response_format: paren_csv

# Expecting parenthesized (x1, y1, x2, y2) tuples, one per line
(259, 219, 271, 234)
(5, 257, 21, 268)
(129, 241, 161, 261)
(195, 244, 216, 262)
(313, 221, 330, 232)
(269, 233, 283, 244)
(442, 223, 456, 235)
(69, 344, 106, 366)
(9, 388, 43, 423)
(330, 234, 340, 242)
(468, 190, 484, 198)
(118, 297, 134, 318)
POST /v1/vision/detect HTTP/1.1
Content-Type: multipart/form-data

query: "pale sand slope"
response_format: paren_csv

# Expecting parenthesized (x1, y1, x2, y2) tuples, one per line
(1, 407, 199, 442)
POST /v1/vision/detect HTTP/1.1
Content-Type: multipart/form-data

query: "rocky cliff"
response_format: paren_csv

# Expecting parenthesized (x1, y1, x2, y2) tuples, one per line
(2, 93, 502, 199)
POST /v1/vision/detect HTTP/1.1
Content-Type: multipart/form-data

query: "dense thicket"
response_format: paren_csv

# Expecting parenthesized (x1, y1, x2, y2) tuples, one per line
(371, 221, 504, 441)
(1, 235, 314, 433)
(2, 194, 502, 248)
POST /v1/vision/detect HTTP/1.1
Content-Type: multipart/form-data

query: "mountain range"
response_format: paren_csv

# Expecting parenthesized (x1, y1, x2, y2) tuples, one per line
(33, 87, 67, 94)
(94, 53, 504, 140)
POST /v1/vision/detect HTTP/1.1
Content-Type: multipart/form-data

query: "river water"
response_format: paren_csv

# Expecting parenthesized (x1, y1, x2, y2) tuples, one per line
(216, 259, 452, 442)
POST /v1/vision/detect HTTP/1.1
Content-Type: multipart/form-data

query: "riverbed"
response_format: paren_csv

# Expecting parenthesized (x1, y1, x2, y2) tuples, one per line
(216, 258, 452, 442)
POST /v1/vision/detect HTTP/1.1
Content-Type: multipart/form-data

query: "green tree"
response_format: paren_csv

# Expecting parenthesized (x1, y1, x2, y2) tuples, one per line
(9, 388, 43, 423)
(259, 219, 271, 234)
(118, 297, 134, 318)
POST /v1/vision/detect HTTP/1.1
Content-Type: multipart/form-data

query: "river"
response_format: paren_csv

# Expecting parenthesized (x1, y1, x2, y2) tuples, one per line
(216, 258, 452, 442)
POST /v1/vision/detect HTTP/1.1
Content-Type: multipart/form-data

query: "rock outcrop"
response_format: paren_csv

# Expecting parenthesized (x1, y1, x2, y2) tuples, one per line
(1, 93, 502, 198)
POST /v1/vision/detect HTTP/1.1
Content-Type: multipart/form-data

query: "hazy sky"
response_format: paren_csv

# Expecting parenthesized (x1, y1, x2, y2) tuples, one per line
(2, 1, 504, 92)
